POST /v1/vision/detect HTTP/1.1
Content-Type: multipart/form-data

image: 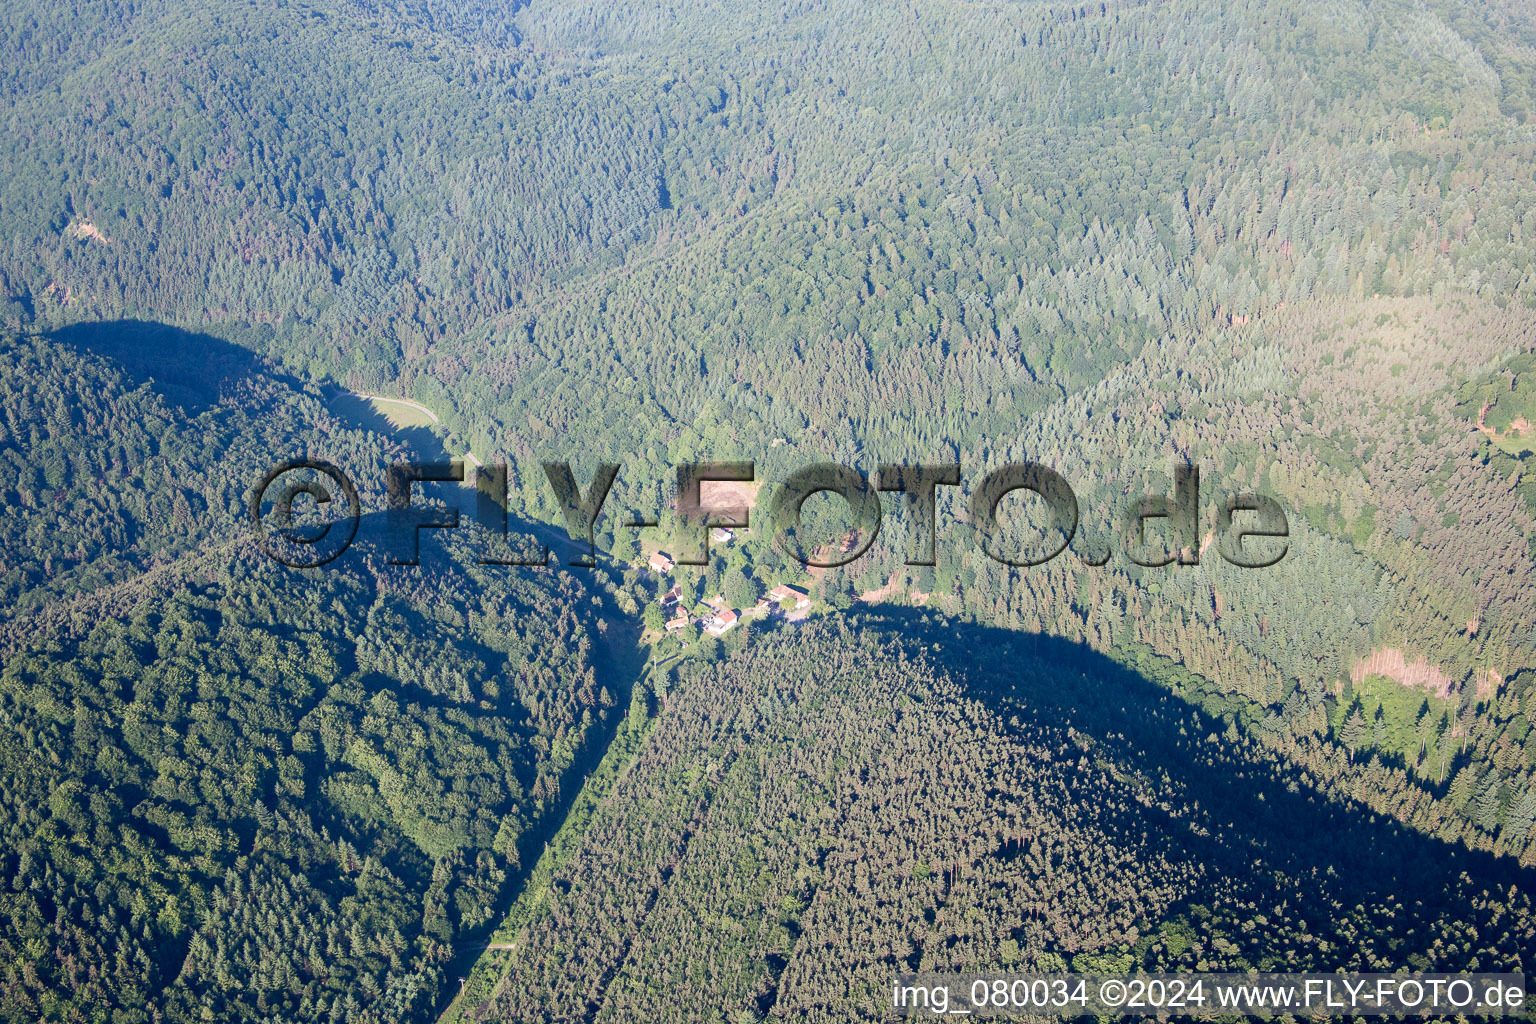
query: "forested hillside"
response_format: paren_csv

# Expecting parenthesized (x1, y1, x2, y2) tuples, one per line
(470, 615, 1536, 1022)
(0, 323, 404, 613)
(3, 0, 1531, 696)
(0, 554, 607, 1021)
(0, 325, 632, 1022)
(1, 0, 1535, 1021)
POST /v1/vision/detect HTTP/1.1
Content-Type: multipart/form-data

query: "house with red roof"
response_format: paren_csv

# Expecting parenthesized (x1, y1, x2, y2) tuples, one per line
(766, 584, 811, 610)
(702, 606, 738, 636)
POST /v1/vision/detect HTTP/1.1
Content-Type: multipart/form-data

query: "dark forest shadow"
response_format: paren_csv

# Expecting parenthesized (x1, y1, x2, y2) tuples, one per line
(50, 319, 299, 417)
(825, 606, 1535, 923)
(325, 390, 449, 463)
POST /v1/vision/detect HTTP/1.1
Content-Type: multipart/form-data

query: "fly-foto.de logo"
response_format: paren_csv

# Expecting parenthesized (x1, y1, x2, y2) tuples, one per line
(251, 460, 1287, 571)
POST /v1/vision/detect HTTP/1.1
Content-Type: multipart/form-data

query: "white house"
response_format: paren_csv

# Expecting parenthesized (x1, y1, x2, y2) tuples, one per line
(703, 607, 738, 636)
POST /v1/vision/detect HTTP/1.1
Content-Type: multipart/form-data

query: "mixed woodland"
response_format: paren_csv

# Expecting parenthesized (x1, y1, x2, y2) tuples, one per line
(0, 0, 1535, 1020)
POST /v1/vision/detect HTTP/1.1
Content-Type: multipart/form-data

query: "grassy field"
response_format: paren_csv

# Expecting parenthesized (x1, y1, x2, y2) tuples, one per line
(328, 391, 440, 430)
(327, 392, 482, 489)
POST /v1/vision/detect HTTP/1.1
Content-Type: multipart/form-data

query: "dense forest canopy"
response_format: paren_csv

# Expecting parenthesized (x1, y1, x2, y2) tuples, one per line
(0, 326, 638, 1022)
(0, 0, 1535, 1020)
(479, 615, 1536, 1023)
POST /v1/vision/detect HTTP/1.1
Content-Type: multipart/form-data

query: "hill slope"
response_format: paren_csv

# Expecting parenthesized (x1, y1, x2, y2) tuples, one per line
(0, 324, 630, 1023)
(470, 614, 1536, 1022)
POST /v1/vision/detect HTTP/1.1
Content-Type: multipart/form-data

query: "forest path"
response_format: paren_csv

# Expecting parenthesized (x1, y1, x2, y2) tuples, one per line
(436, 651, 654, 1024)
(0, 536, 249, 656)
(433, 519, 651, 1024)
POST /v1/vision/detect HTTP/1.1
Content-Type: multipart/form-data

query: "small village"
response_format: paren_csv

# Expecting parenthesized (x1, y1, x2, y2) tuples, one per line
(643, 530, 813, 648)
